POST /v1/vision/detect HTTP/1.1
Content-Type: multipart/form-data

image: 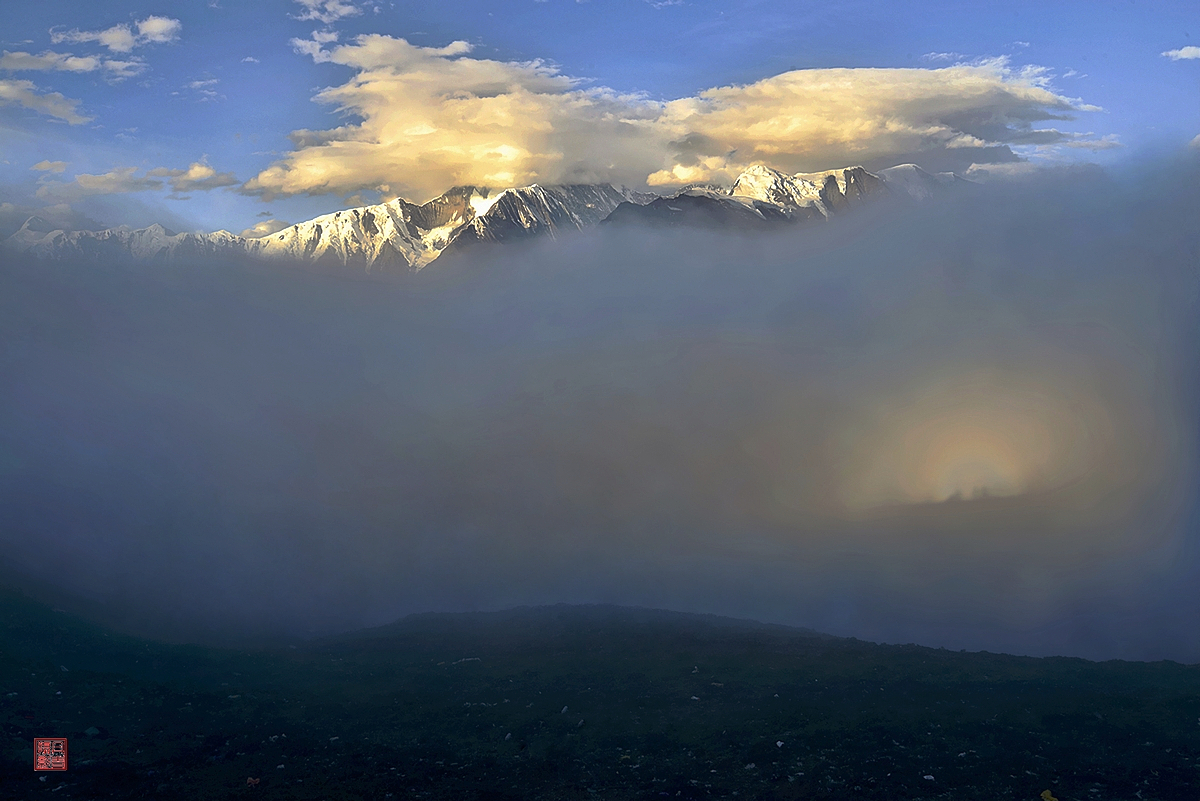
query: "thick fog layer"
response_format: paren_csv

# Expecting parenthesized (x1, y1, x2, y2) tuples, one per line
(2, 160, 1198, 661)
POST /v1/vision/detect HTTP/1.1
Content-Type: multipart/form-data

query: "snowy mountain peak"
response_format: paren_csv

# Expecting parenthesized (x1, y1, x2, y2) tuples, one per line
(729, 164, 887, 218)
(731, 165, 825, 210)
(3, 182, 649, 270)
(876, 164, 974, 201)
(443, 184, 646, 253)
(2, 165, 962, 268)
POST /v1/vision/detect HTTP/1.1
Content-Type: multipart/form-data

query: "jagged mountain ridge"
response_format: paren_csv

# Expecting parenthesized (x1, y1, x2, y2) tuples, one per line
(2, 164, 959, 268)
(4, 183, 645, 270)
(606, 164, 903, 229)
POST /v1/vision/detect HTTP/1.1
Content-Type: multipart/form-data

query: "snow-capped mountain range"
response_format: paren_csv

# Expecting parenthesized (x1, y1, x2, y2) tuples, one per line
(2, 164, 962, 269)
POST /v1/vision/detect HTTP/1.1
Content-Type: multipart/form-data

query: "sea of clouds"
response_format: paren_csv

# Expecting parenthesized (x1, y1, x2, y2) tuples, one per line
(2, 157, 1198, 660)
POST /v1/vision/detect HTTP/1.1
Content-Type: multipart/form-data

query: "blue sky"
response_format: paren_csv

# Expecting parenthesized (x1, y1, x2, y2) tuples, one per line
(1, 0, 1197, 235)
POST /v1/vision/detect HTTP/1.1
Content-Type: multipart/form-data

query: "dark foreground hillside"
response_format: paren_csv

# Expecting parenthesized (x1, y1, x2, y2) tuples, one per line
(1, 590, 1198, 800)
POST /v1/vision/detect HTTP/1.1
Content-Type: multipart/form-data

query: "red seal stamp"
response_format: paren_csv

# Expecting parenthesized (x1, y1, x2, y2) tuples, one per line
(34, 738, 67, 771)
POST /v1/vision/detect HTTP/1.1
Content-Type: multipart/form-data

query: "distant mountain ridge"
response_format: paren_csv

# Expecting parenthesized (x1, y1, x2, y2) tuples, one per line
(2, 164, 963, 269)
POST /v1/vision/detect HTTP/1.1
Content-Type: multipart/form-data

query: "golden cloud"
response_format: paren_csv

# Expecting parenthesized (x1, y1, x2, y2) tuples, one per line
(244, 39, 1102, 201)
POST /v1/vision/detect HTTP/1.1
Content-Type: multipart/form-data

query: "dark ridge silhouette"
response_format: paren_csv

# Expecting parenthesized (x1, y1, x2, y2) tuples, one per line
(2, 587, 1198, 800)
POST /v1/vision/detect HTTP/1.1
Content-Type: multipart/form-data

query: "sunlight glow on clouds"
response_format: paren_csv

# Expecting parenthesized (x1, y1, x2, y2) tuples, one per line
(837, 367, 1124, 511)
(244, 37, 1105, 201)
(645, 59, 1097, 186)
(239, 218, 291, 238)
(149, 162, 239, 194)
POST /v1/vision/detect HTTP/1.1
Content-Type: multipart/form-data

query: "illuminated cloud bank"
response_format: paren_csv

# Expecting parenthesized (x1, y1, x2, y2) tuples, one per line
(244, 35, 1099, 201)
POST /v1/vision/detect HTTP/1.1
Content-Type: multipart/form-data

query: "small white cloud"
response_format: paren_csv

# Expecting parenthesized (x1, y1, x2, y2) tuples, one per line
(37, 161, 238, 201)
(1062, 133, 1121, 151)
(1011, 41, 1031, 48)
(1190, 134, 1200, 150)
(0, 49, 146, 79)
(921, 52, 967, 63)
(136, 16, 182, 44)
(293, 0, 362, 24)
(242, 56, 260, 63)
(964, 161, 1043, 181)
(1163, 46, 1200, 60)
(240, 218, 291, 238)
(51, 16, 181, 53)
(147, 161, 239, 193)
(32, 159, 67, 172)
(1, 50, 100, 72)
(104, 59, 147, 79)
(291, 37, 325, 62)
(183, 78, 224, 102)
(0, 78, 89, 123)
(51, 24, 136, 53)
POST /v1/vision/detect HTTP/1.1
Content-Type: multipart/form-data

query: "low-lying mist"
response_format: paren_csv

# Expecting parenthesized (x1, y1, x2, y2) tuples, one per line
(2, 158, 1198, 661)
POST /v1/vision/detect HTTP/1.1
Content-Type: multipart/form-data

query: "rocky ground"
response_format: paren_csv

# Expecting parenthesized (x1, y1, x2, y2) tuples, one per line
(2, 593, 1198, 800)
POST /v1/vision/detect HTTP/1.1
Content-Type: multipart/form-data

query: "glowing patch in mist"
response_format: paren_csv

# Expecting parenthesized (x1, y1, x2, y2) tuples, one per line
(904, 422, 1031, 502)
(840, 369, 1115, 510)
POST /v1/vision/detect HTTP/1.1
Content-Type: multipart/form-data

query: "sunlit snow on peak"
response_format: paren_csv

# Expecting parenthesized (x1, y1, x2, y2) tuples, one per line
(469, 190, 504, 220)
